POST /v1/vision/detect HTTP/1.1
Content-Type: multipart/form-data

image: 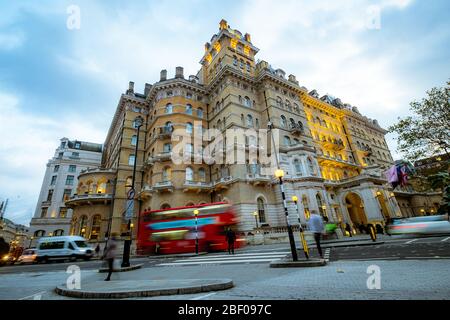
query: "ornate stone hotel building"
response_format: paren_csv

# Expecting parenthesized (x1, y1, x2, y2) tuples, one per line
(68, 20, 402, 244)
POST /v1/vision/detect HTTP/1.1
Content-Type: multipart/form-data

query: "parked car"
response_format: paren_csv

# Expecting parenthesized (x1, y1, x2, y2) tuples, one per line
(36, 236, 94, 263)
(386, 214, 450, 235)
(17, 249, 38, 264)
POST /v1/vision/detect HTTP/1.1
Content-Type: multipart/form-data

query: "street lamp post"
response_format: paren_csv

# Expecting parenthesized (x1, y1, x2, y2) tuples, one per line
(275, 169, 298, 261)
(194, 210, 199, 254)
(122, 116, 144, 268)
(28, 236, 34, 249)
(292, 196, 309, 259)
(253, 211, 259, 229)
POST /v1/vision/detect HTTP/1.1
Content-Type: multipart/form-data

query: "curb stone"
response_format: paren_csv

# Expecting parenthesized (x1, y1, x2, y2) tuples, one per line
(55, 279, 234, 299)
(98, 264, 143, 273)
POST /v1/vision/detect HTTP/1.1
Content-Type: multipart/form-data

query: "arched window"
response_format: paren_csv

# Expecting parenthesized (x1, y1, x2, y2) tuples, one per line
(255, 118, 259, 128)
(246, 114, 253, 127)
(233, 56, 238, 66)
(186, 104, 193, 115)
(198, 168, 206, 182)
(276, 96, 283, 107)
(294, 159, 303, 175)
(131, 135, 137, 146)
(244, 96, 251, 107)
(34, 230, 46, 237)
(293, 138, 299, 145)
(302, 195, 310, 220)
(289, 118, 296, 128)
(161, 203, 171, 209)
(307, 157, 315, 175)
(54, 229, 64, 236)
(197, 108, 203, 118)
(164, 121, 173, 132)
(79, 215, 88, 237)
(165, 103, 173, 114)
(186, 122, 193, 134)
(285, 100, 292, 111)
(316, 193, 325, 216)
(238, 96, 243, 104)
(163, 143, 172, 153)
(96, 179, 107, 194)
(257, 197, 266, 223)
(280, 115, 287, 128)
(185, 167, 194, 181)
(241, 114, 245, 125)
(162, 167, 172, 182)
(90, 215, 101, 240)
(284, 136, 291, 146)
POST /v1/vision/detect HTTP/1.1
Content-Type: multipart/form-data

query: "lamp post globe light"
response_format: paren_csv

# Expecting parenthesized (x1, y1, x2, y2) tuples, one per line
(122, 115, 144, 268)
(275, 169, 298, 261)
(194, 210, 199, 254)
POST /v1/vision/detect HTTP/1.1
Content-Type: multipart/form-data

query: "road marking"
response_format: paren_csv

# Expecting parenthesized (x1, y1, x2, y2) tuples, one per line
(190, 292, 217, 300)
(405, 239, 419, 244)
(441, 237, 450, 242)
(18, 291, 47, 300)
(323, 248, 331, 262)
(177, 254, 287, 262)
(201, 251, 289, 258)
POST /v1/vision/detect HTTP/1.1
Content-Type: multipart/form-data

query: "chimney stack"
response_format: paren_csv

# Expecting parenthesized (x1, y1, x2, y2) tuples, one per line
(144, 83, 152, 96)
(160, 69, 167, 81)
(175, 66, 184, 79)
(127, 81, 134, 94)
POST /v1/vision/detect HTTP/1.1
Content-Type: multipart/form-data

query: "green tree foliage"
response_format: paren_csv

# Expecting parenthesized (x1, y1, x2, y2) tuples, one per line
(389, 80, 450, 162)
(428, 171, 450, 214)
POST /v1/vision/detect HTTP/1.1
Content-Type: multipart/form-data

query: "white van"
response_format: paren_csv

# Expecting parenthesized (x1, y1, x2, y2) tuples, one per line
(36, 236, 94, 263)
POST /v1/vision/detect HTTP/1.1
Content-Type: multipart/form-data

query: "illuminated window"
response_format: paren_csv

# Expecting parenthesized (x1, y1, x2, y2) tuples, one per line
(302, 195, 310, 220)
(90, 215, 101, 240)
(79, 215, 88, 237)
(59, 207, 67, 218)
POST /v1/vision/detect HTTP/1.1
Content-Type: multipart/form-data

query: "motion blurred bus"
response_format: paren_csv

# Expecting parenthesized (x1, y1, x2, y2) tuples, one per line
(136, 202, 245, 255)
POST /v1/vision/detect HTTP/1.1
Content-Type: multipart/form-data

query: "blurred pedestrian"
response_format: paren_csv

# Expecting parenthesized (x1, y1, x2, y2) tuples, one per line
(345, 223, 353, 237)
(308, 210, 324, 258)
(95, 243, 100, 257)
(225, 227, 236, 255)
(102, 233, 118, 281)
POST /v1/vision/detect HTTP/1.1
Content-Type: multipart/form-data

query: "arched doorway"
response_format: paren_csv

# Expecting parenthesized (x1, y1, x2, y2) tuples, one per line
(345, 193, 367, 227)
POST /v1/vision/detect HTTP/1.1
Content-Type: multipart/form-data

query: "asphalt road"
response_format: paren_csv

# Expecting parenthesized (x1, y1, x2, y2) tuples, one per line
(329, 235, 450, 261)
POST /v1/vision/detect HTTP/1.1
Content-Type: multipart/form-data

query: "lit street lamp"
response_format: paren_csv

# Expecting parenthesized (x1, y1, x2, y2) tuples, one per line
(292, 196, 309, 259)
(122, 115, 144, 268)
(253, 211, 259, 229)
(275, 169, 298, 261)
(194, 209, 199, 254)
(28, 236, 34, 248)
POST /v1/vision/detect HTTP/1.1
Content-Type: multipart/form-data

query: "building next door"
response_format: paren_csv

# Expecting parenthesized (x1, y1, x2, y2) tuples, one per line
(345, 192, 368, 230)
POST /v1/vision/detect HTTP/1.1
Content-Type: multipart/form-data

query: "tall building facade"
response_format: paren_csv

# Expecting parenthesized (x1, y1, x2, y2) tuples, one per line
(70, 20, 403, 246)
(29, 138, 102, 245)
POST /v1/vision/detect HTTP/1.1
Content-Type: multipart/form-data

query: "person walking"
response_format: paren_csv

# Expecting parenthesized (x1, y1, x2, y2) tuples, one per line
(308, 210, 324, 259)
(95, 243, 100, 258)
(225, 227, 236, 255)
(102, 233, 118, 281)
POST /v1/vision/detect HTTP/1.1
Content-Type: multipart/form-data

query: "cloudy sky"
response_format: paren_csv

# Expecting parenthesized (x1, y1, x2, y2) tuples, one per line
(0, 0, 449, 226)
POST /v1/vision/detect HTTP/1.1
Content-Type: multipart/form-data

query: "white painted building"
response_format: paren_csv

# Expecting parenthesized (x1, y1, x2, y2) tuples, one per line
(29, 138, 103, 246)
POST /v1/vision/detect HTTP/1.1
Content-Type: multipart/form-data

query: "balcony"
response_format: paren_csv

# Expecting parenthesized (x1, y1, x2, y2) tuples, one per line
(153, 181, 174, 193)
(213, 176, 234, 191)
(65, 193, 112, 207)
(183, 180, 212, 193)
(320, 138, 345, 151)
(289, 123, 304, 135)
(139, 185, 153, 200)
(246, 173, 272, 186)
(158, 126, 173, 139)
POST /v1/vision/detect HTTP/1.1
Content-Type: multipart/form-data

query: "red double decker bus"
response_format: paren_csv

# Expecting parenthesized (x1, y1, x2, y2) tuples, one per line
(137, 202, 245, 255)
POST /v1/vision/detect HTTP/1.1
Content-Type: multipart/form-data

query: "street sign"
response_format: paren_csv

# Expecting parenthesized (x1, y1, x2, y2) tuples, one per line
(125, 199, 134, 220)
(127, 188, 135, 200)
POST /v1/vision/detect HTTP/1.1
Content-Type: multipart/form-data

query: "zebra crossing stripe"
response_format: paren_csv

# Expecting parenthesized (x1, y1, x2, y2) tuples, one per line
(158, 258, 283, 266)
(323, 248, 331, 262)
